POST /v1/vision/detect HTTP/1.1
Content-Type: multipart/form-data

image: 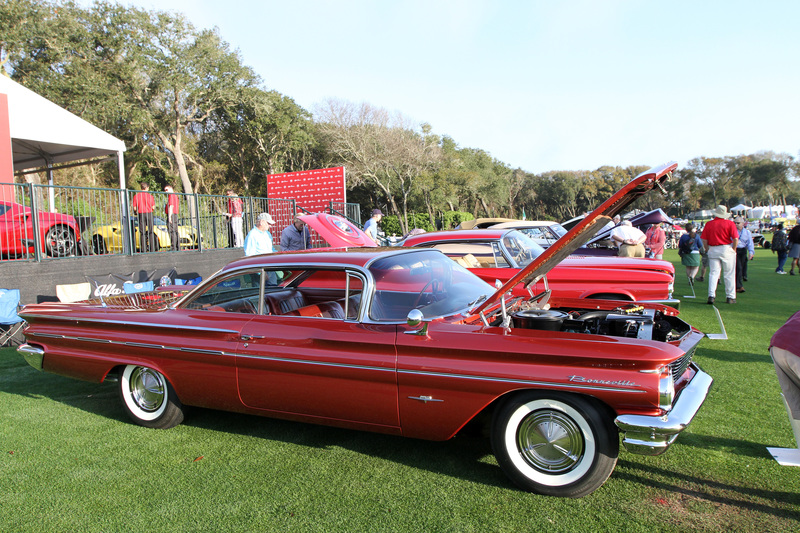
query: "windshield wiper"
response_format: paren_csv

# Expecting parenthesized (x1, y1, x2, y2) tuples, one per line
(468, 294, 488, 308)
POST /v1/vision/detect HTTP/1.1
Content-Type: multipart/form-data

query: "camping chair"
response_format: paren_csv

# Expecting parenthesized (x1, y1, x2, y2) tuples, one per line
(0, 289, 25, 347)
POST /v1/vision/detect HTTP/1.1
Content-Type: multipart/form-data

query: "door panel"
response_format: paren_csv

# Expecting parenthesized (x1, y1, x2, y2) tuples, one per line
(236, 316, 399, 427)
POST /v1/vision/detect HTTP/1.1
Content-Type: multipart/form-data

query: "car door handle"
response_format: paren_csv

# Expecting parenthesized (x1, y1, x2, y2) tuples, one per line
(240, 335, 265, 341)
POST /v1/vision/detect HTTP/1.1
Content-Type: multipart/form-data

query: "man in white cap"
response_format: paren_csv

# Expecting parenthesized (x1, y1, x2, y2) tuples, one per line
(701, 205, 739, 304)
(244, 212, 276, 256)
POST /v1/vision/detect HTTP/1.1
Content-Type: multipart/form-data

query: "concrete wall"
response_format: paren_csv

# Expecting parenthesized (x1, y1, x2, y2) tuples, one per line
(1, 249, 246, 304)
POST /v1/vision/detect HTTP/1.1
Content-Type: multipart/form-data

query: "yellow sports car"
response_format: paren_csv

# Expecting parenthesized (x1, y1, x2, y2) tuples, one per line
(91, 217, 201, 254)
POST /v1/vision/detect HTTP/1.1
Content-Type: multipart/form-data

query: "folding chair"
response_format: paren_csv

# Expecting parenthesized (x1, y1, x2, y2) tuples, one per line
(56, 282, 92, 303)
(0, 288, 25, 347)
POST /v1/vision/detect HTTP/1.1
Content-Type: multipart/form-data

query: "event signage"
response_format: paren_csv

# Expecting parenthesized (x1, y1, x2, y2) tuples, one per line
(266, 166, 345, 214)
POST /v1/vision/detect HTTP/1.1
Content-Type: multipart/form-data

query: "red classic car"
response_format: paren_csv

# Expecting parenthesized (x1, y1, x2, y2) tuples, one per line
(17, 162, 712, 497)
(0, 201, 81, 258)
(402, 230, 677, 305)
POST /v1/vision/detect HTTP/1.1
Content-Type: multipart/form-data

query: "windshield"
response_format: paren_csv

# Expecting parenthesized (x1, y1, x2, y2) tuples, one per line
(368, 250, 494, 321)
(501, 230, 547, 267)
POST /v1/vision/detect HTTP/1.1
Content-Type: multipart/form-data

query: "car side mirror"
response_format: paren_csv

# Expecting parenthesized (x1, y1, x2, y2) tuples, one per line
(405, 308, 428, 336)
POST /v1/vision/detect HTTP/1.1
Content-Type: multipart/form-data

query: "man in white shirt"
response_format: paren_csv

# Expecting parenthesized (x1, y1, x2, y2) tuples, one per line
(610, 220, 646, 257)
(244, 213, 275, 256)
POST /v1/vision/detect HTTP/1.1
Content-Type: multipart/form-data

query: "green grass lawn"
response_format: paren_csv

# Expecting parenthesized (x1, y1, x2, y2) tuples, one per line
(2, 247, 800, 532)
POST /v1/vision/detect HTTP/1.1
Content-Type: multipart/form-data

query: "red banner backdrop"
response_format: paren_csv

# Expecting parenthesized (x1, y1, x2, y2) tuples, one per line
(266, 166, 345, 214)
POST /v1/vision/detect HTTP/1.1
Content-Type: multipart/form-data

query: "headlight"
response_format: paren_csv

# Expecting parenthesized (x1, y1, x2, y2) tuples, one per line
(658, 365, 675, 411)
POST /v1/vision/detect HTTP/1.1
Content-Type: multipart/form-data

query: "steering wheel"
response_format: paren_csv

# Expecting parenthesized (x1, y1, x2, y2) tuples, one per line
(413, 279, 440, 308)
(515, 248, 533, 265)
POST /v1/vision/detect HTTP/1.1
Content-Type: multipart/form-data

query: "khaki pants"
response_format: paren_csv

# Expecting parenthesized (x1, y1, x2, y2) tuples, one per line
(707, 245, 736, 299)
(618, 243, 645, 257)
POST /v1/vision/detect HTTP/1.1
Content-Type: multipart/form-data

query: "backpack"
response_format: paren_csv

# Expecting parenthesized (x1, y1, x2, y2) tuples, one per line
(772, 231, 787, 252)
(678, 238, 693, 256)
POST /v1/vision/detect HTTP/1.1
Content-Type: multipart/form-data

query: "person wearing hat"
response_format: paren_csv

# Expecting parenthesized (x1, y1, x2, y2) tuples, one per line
(610, 220, 646, 257)
(244, 212, 276, 257)
(364, 208, 383, 244)
(280, 216, 311, 251)
(701, 205, 739, 304)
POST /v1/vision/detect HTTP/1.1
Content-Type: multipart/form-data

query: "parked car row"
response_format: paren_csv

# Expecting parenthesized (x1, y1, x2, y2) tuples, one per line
(18, 162, 713, 498)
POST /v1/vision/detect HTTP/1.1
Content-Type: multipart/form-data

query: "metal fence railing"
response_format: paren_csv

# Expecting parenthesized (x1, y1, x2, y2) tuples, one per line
(1, 183, 361, 263)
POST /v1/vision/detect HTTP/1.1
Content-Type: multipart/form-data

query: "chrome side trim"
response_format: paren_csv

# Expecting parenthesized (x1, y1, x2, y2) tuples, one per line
(398, 368, 647, 394)
(18, 313, 239, 334)
(22, 332, 651, 396)
(615, 364, 713, 455)
(25, 332, 228, 357)
(17, 344, 44, 371)
(234, 352, 395, 373)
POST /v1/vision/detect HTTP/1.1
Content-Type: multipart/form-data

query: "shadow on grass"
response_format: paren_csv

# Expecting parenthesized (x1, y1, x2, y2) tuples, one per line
(2, 357, 511, 491)
(615, 459, 800, 521)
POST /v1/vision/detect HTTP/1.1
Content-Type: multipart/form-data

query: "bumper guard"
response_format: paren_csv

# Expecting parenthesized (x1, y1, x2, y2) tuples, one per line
(614, 363, 713, 455)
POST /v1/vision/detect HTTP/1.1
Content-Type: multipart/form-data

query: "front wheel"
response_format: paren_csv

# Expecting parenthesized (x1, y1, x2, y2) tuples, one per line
(44, 225, 76, 257)
(491, 392, 618, 498)
(118, 365, 184, 429)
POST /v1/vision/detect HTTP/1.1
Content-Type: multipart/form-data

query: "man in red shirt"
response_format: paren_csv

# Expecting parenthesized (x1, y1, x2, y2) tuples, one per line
(131, 181, 155, 252)
(225, 189, 244, 248)
(701, 205, 739, 304)
(164, 185, 180, 251)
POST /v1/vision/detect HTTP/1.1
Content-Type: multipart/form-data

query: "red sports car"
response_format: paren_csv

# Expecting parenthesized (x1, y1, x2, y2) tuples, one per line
(0, 201, 81, 258)
(17, 162, 711, 497)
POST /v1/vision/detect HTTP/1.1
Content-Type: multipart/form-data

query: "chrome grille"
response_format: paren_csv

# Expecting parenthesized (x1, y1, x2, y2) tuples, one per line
(669, 349, 694, 383)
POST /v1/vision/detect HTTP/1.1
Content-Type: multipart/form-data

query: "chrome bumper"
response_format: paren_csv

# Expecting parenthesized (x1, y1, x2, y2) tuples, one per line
(614, 364, 713, 455)
(17, 343, 44, 371)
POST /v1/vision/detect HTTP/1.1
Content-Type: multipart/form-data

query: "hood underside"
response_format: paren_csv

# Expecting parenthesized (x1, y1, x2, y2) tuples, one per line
(472, 162, 678, 315)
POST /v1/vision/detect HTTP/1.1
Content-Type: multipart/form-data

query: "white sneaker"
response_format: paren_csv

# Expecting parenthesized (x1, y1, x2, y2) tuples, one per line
(778, 271, 788, 275)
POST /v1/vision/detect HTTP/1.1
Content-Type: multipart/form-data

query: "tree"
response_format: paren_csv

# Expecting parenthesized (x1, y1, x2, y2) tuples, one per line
(315, 99, 441, 234)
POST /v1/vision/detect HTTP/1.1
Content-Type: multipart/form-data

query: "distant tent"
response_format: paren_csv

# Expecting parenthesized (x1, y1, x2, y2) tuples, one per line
(688, 209, 714, 219)
(731, 203, 752, 213)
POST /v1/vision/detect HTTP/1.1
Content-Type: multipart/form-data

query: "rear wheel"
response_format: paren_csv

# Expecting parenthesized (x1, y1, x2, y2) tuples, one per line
(491, 391, 618, 498)
(118, 365, 184, 429)
(44, 225, 76, 257)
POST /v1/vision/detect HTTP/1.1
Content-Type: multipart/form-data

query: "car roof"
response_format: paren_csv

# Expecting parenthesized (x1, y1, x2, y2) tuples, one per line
(402, 229, 510, 246)
(219, 247, 430, 273)
(490, 221, 562, 229)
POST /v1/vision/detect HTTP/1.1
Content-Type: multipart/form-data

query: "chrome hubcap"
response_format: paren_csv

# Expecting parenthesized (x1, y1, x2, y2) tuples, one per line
(129, 367, 166, 412)
(517, 409, 584, 473)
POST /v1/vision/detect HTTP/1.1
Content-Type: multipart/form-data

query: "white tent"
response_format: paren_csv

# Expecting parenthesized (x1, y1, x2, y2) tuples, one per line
(731, 203, 752, 213)
(0, 75, 126, 187)
(750, 206, 799, 219)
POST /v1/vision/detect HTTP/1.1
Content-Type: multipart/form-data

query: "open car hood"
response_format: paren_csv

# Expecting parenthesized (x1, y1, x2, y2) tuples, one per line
(472, 162, 678, 315)
(299, 213, 378, 248)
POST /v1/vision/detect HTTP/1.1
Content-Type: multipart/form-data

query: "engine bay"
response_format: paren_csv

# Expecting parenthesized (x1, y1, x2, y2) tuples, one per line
(508, 303, 689, 342)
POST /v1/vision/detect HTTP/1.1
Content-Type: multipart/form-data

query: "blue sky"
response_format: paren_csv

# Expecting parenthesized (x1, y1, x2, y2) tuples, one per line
(112, 0, 799, 173)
